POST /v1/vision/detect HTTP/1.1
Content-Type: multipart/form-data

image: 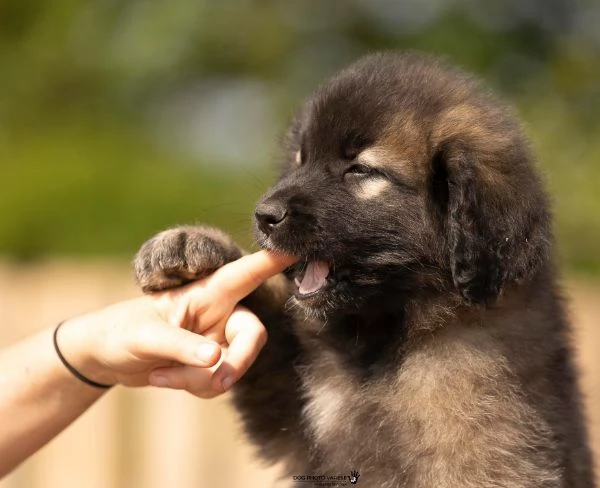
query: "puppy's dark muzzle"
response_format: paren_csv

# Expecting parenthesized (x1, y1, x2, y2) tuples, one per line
(255, 200, 288, 235)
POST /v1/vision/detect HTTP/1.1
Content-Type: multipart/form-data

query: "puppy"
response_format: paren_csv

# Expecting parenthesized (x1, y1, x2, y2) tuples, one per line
(134, 52, 595, 487)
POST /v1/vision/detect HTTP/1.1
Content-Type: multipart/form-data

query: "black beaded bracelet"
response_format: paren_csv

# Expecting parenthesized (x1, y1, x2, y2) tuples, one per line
(53, 321, 113, 389)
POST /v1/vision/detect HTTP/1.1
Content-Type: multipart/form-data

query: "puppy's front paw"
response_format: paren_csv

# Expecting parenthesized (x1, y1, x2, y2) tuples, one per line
(134, 226, 243, 292)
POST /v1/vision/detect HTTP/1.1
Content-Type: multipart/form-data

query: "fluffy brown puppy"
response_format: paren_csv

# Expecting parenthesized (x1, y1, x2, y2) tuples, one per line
(134, 52, 595, 487)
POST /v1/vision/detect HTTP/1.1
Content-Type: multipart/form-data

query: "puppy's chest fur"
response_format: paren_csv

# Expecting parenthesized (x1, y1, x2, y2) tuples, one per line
(296, 321, 563, 488)
(297, 314, 403, 449)
(299, 347, 402, 484)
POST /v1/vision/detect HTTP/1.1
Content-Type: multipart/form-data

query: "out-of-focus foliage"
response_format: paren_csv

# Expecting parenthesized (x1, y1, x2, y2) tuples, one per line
(0, 0, 599, 274)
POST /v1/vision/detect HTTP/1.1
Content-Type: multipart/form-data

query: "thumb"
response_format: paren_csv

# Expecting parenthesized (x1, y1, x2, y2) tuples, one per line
(132, 324, 222, 367)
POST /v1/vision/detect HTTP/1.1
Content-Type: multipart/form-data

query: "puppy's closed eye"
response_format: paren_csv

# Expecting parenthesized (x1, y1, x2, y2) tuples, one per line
(344, 164, 376, 177)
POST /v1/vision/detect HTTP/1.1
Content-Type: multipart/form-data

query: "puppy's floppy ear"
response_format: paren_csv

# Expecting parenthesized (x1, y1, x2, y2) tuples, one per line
(431, 140, 551, 304)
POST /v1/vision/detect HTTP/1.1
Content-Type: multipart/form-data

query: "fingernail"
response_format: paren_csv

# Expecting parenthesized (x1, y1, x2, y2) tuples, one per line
(221, 376, 235, 391)
(151, 375, 170, 388)
(196, 343, 218, 363)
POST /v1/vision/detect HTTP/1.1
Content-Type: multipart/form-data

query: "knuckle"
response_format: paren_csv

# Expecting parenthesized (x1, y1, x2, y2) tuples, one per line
(244, 267, 264, 289)
(255, 327, 268, 349)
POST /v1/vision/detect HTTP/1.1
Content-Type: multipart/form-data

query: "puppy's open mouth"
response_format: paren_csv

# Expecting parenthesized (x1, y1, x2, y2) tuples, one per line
(293, 260, 332, 298)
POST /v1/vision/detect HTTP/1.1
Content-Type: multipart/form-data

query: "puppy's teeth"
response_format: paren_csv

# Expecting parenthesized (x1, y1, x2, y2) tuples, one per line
(294, 276, 301, 287)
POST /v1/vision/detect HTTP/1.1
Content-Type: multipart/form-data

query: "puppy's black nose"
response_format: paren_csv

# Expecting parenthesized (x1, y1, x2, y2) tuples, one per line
(255, 201, 288, 235)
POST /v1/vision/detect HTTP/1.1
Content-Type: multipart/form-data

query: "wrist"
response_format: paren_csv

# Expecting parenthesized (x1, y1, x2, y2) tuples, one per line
(56, 316, 117, 387)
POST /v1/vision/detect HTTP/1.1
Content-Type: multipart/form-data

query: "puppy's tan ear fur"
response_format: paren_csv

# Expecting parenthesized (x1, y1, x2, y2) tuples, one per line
(433, 138, 551, 304)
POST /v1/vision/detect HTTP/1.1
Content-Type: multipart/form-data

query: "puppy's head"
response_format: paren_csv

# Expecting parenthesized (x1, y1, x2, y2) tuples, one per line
(255, 52, 551, 317)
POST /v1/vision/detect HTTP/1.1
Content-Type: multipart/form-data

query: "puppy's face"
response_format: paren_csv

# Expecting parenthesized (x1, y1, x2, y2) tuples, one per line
(255, 53, 550, 318)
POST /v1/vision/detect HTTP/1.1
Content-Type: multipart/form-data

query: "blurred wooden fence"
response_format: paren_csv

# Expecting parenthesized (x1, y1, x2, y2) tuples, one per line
(0, 261, 598, 488)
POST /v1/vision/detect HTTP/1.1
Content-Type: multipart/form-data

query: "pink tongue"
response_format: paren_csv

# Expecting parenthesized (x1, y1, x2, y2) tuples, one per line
(298, 261, 330, 294)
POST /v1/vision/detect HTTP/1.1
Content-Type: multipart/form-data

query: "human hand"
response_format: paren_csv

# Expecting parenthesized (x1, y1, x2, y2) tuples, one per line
(57, 251, 296, 398)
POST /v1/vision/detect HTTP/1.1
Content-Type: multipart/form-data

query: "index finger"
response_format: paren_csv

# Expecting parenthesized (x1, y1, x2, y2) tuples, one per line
(206, 250, 297, 302)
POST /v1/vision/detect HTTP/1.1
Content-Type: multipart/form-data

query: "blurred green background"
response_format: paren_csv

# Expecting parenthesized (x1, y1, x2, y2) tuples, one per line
(1, 0, 599, 275)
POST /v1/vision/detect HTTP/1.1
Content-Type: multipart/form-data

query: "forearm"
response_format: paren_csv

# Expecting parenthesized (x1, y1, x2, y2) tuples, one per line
(0, 324, 107, 477)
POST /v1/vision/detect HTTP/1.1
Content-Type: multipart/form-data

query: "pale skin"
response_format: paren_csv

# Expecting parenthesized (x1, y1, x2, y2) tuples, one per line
(0, 250, 296, 478)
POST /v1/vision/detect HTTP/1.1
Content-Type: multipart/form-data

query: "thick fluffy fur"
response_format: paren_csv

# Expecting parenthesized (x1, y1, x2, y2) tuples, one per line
(134, 53, 595, 487)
